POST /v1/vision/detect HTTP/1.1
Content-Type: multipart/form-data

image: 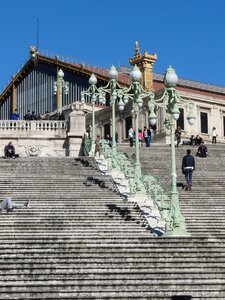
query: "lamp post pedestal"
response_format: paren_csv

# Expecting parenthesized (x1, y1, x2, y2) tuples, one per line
(163, 190, 190, 237)
(162, 190, 190, 236)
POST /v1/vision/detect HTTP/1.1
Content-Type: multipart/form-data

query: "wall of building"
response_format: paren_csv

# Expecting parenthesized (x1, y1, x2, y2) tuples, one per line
(86, 90, 225, 145)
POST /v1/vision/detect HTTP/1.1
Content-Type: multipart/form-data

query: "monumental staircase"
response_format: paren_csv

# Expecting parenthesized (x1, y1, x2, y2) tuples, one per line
(0, 145, 224, 299)
(118, 143, 225, 237)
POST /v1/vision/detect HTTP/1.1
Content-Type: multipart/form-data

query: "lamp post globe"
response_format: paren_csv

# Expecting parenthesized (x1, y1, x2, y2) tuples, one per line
(187, 111, 196, 125)
(89, 73, 97, 85)
(130, 65, 142, 82)
(109, 65, 118, 79)
(171, 106, 180, 121)
(164, 66, 178, 87)
(118, 100, 125, 112)
(58, 69, 64, 78)
(149, 111, 157, 126)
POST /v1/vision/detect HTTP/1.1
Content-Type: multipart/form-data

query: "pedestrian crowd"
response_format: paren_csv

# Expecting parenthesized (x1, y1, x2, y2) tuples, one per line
(10, 109, 65, 121)
(128, 125, 154, 147)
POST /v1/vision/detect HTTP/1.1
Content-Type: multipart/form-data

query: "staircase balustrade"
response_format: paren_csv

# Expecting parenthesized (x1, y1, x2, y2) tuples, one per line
(0, 120, 67, 132)
(82, 135, 92, 156)
(97, 141, 170, 229)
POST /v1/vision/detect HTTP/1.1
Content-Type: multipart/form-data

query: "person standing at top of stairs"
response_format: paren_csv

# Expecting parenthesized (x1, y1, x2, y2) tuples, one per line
(211, 126, 218, 144)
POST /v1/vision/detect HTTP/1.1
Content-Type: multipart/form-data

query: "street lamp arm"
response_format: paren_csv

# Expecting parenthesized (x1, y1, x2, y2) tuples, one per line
(148, 89, 168, 112)
(175, 95, 195, 111)
(98, 79, 133, 98)
(81, 85, 105, 100)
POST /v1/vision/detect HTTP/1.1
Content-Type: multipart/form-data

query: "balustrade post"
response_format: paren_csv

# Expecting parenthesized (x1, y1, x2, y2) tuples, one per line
(67, 102, 86, 156)
(30, 121, 36, 131)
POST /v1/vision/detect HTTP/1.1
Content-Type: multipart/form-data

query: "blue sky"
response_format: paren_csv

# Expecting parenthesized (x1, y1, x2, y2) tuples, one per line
(1, 0, 225, 91)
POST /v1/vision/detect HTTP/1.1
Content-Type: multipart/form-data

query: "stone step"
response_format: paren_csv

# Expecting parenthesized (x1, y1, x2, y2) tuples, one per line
(1, 151, 225, 298)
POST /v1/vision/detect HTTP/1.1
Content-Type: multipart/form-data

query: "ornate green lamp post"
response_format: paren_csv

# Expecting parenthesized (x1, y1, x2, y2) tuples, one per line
(125, 65, 149, 179)
(102, 65, 155, 191)
(53, 69, 69, 114)
(81, 65, 130, 164)
(98, 65, 124, 160)
(82, 65, 156, 192)
(148, 66, 195, 237)
(81, 74, 106, 155)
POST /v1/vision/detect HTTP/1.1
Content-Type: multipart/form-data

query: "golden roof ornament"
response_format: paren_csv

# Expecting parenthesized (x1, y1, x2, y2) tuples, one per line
(134, 41, 141, 59)
(129, 41, 158, 91)
(129, 41, 157, 65)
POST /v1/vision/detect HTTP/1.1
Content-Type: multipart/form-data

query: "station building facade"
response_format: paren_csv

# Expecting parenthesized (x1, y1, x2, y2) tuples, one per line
(1, 44, 225, 144)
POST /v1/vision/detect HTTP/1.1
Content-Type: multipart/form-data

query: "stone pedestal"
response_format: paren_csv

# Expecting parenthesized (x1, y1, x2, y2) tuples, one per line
(68, 102, 86, 157)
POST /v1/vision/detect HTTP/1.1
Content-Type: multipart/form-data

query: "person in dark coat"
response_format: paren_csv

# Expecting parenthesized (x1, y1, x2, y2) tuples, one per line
(4, 142, 16, 159)
(143, 126, 151, 147)
(195, 135, 203, 146)
(182, 149, 195, 191)
(190, 135, 195, 146)
(30, 111, 38, 120)
(196, 142, 208, 157)
(24, 111, 32, 120)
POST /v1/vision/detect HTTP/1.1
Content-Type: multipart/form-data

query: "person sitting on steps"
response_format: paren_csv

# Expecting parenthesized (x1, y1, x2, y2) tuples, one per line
(0, 197, 30, 213)
(4, 142, 17, 159)
(195, 134, 203, 146)
(196, 142, 208, 158)
(190, 135, 195, 146)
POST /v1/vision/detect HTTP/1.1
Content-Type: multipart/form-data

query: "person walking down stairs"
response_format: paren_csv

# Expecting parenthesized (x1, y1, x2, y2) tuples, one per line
(182, 149, 195, 191)
(0, 197, 30, 213)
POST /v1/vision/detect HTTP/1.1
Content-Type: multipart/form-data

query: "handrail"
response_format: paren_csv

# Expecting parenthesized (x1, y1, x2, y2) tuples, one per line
(99, 140, 170, 220)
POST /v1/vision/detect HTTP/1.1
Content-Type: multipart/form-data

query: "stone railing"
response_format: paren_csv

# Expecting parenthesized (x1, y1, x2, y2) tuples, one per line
(0, 103, 86, 157)
(0, 120, 67, 132)
(82, 135, 92, 156)
(97, 141, 168, 232)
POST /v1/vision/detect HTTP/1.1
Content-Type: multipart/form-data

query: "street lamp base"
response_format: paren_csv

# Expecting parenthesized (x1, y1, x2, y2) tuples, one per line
(162, 227, 191, 237)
